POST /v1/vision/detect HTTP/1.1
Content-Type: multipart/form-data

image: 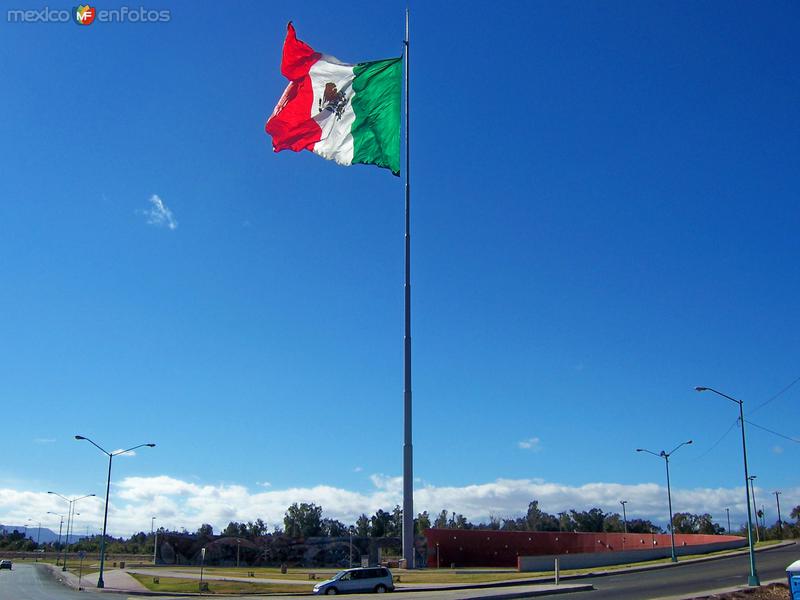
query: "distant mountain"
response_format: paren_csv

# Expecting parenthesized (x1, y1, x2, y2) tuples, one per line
(0, 524, 84, 544)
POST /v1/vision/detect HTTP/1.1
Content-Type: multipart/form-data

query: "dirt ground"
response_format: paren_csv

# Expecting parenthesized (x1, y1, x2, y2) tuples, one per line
(692, 583, 790, 599)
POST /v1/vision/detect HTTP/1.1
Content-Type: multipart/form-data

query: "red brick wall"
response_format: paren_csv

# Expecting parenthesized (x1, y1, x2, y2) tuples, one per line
(423, 529, 744, 568)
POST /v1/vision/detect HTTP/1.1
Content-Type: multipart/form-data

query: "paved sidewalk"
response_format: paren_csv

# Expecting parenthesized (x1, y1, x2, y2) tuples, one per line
(40, 562, 150, 592)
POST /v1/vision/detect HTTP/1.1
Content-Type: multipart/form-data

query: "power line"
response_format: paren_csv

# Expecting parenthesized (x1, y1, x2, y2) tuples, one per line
(692, 417, 740, 462)
(751, 374, 800, 415)
(744, 419, 800, 444)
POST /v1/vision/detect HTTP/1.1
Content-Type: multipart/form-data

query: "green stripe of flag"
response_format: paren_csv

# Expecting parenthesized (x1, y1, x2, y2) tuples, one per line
(352, 57, 402, 176)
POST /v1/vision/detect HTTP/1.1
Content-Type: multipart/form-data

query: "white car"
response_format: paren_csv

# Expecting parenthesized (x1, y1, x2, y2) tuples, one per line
(313, 567, 394, 595)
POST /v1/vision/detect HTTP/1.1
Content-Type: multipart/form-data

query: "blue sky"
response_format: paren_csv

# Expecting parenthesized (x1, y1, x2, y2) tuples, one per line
(1, 0, 798, 536)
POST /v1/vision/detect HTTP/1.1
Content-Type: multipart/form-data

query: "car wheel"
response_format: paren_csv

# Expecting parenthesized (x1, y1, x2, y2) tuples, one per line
(325, 588, 338, 595)
(375, 584, 387, 593)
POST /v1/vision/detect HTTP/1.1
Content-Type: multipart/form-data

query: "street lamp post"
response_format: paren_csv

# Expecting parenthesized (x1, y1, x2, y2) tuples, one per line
(75, 435, 155, 588)
(47, 512, 64, 565)
(152, 516, 158, 565)
(348, 526, 354, 569)
(32, 521, 42, 546)
(48, 492, 94, 571)
(725, 508, 731, 534)
(695, 386, 759, 586)
(748, 475, 760, 543)
(774, 491, 782, 539)
(620, 501, 628, 534)
(636, 440, 692, 563)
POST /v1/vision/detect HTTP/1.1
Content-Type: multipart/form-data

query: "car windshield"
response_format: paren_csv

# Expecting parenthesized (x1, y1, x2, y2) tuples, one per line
(333, 570, 348, 580)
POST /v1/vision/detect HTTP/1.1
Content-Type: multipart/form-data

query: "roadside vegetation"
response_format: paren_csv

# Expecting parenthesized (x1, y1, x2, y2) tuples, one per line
(130, 573, 314, 594)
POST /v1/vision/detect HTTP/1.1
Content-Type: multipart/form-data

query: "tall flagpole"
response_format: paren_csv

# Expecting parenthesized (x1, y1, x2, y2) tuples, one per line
(402, 6, 414, 569)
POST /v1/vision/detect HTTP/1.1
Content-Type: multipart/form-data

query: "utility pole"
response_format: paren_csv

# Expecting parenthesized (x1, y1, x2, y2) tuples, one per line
(748, 476, 760, 543)
(695, 386, 759, 585)
(636, 440, 693, 563)
(774, 491, 782, 539)
(620, 501, 628, 534)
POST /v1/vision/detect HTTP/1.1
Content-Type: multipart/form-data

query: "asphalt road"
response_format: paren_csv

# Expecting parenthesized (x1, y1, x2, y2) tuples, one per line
(0, 563, 130, 600)
(548, 543, 799, 600)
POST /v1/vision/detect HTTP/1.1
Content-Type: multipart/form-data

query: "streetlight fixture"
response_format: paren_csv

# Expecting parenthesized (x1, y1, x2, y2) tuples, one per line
(75, 435, 156, 588)
(620, 500, 628, 534)
(636, 439, 692, 563)
(695, 386, 759, 586)
(48, 492, 95, 571)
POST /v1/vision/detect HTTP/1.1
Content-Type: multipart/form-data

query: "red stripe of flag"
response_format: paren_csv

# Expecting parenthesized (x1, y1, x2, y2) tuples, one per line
(265, 23, 323, 153)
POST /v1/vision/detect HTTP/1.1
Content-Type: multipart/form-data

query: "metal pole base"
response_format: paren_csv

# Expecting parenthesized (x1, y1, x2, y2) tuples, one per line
(97, 578, 105, 589)
(670, 556, 678, 563)
(747, 575, 760, 587)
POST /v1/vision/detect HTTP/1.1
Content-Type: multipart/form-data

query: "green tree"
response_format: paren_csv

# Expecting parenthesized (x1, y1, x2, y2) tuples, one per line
(321, 518, 348, 537)
(434, 510, 448, 529)
(570, 508, 607, 532)
(627, 518, 662, 534)
(501, 517, 521, 531)
(523, 501, 560, 531)
(247, 519, 268, 538)
(196, 523, 214, 543)
(284, 503, 323, 538)
(790, 505, 800, 522)
(370, 509, 392, 537)
(222, 521, 248, 537)
(389, 505, 403, 537)
(415, 511, 431, 534)
(672, 512, 723, 535)
(355, 514, 370, 537)
(524, 500, 545, 531)
(447, 512, 471, 529)
(558, 512, 577, 532)
(603, 513, 625, 533)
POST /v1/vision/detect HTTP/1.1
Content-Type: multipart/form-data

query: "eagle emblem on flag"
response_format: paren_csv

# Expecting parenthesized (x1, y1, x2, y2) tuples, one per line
(318, 82, 349, 120)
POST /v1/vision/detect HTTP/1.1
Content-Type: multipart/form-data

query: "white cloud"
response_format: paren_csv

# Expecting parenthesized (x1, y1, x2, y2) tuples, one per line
(143, 194, 177, 230)
(112, 449, 137, 457)
(3, 477, 796, 538)
(353, 467, 363, 473)
(518, 437, 541, 451)
(773, 446, 784, 455)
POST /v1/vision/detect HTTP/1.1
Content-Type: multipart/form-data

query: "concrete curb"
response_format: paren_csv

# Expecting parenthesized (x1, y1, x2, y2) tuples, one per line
(37, 562, 90, 591)
(440, 584, 594, 600)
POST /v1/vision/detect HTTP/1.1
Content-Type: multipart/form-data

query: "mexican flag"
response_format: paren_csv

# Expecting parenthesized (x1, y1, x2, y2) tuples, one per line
(265, 23, 402, 176)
